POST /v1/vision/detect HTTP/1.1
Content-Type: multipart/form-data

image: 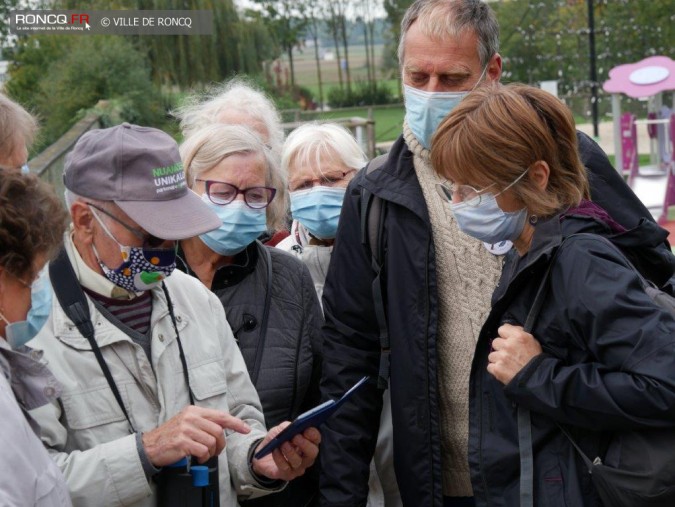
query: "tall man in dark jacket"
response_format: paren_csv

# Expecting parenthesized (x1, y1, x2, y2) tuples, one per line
(318, 1, 666, 507)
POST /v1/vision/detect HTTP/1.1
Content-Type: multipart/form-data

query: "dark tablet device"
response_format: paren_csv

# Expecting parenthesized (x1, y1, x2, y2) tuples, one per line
(254, 376, 369, 460)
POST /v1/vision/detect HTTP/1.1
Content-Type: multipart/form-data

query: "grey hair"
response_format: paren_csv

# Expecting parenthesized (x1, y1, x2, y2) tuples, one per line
(173, 77, 284, 159)
(179, 124, 287, 232)
(64, 189, 107, 216)
(398, 0, 499, 68)
(0, 93, 38, 157)
(282, 122, 367, 180)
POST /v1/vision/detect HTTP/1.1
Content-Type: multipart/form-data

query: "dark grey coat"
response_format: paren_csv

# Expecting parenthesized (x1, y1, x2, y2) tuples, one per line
(177, 240, 323, 507)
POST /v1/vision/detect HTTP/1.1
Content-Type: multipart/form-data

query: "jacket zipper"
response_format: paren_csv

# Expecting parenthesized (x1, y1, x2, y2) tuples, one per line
(424, 233, 438, 507)
(289, 328, 302, 421)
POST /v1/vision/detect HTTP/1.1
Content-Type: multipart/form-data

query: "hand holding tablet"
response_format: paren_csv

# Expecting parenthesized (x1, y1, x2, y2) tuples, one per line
(254, 376, 369, 460)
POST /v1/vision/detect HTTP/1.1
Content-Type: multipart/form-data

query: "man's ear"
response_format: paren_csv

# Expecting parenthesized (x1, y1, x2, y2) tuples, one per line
(530, 160, 550, 191)
(486, 53, 502, 82)
(71, 201, 95, 245)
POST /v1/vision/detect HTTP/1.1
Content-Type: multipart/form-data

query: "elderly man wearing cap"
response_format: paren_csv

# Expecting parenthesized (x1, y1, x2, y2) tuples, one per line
(28, 123, 320, 507)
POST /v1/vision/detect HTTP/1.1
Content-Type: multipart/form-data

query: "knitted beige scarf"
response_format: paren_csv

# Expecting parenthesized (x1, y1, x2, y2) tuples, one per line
(403, 124, 504, 497)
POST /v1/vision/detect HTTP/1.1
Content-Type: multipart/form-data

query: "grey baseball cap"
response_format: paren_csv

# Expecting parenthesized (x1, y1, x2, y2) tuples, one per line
(64, 123, 220, 240)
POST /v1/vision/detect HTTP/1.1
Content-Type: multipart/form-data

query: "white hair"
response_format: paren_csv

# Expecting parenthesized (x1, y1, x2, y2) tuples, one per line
(64, 189, 107, 213)
(281, 122, 367, 181)
(179, 124, 288, 232)
(173, 77, 284, 159)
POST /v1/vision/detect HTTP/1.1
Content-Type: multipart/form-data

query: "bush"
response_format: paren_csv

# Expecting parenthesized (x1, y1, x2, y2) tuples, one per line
(327, 80, 396, 108)
(36, 37, 163, 146)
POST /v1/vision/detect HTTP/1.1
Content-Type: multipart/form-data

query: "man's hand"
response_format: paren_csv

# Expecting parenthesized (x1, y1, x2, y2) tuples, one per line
(142, 406, 251, 467)
(251, 423, 321, 481)
(487, 324, 543, 385)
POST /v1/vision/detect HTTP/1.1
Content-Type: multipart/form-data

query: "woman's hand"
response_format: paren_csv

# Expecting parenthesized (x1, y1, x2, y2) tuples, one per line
(487, 324, 543, 384)
(251, 423, 321, 482)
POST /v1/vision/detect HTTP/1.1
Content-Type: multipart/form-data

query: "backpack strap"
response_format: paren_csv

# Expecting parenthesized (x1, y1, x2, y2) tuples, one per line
(49, 247, 136, 433)
(518, 257, 557, 507)
(360, 153, 390, 389)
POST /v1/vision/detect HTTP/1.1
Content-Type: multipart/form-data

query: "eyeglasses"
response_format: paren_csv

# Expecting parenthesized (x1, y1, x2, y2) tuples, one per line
(87, 203, 167, 248)
(435, 168, 531, 208)
(289, 169, 356, 192)
(197, 179, 276, 209)
(435, 181, 496, 207)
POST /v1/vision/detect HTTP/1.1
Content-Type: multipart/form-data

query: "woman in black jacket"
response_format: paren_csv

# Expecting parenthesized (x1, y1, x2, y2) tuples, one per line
(178, 124, 323, 507)
(431, 83, 675, 507)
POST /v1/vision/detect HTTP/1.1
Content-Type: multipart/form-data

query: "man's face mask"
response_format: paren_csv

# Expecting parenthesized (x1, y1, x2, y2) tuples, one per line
(404, 65, 488, 149)
(89, 205, 176, 293)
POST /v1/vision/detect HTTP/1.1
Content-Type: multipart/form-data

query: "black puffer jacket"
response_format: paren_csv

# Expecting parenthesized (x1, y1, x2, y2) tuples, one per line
(470, 211, 675, 507)
(319, 132, 671, 507)
(178, 240, 323, 507)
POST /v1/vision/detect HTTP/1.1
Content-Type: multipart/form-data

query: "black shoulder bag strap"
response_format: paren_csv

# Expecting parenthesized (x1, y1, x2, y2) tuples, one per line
(518, 256, 557, 507)
(360, 153, 390, 389)
(49, 247, 137, 433)
(249, 241, 273, 386)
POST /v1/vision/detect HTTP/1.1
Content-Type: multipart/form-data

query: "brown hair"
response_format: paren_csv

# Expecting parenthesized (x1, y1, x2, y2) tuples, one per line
(431, 83, 590, 218)
(0, 171, 68, 278)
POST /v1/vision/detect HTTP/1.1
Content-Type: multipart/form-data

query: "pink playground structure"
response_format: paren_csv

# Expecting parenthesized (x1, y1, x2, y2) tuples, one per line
(603, 55, 675, 224)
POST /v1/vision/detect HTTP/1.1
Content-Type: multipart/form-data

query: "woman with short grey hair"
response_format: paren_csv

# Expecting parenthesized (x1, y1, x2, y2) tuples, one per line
(177, 124, 323, 507)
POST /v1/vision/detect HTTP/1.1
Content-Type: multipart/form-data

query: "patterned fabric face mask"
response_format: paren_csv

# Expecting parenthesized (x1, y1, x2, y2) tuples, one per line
(90, 207, 176, 293)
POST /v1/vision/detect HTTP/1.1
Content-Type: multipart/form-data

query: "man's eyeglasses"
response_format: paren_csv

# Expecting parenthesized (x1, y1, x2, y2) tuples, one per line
(289, 169, 356, 192)
(197, 180, 276, 209)
(87, 203, 167, 248)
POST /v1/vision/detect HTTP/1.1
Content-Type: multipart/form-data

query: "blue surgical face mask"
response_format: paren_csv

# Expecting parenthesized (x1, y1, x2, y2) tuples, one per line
(290, 186, 346, 240)
(199, 197, 268, 256)
(0, 310, 39, 349)
(26, 268, 52, 339)
(451, 193, 527, 244)
(404, 66, 488, 149)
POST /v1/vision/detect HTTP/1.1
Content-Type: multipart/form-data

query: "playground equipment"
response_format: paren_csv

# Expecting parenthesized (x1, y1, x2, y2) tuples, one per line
(603, 56, 675, 222)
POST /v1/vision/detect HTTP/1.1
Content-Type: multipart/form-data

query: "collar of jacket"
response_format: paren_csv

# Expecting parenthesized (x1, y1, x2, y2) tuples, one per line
(176, 240, 259, 289)
(51, 280, 189, 351)
(358, 135, 431, 223)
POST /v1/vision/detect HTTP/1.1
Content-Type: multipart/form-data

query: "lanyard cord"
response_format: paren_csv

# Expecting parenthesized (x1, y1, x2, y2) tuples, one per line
(161, 282, 194, 405)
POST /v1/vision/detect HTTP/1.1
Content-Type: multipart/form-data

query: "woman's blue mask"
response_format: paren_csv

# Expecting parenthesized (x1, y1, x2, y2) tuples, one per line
(26, 268, 52, 340)
(199, 197, 267, 256)
(0, 269, 52, 349)
(448, 167, 530, 245)
(451, 193, 527, 245)
(404, 66, 488, 149)
(290, 186, 346, 240)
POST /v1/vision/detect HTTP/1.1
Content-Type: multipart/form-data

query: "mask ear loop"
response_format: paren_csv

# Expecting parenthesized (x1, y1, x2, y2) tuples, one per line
(89, 206, 131, 268)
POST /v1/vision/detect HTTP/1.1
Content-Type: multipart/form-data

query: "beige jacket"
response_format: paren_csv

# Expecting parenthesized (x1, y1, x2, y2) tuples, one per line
(29, 234, 280, 506)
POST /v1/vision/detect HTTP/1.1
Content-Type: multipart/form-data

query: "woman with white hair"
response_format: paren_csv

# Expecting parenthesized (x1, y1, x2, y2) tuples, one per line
(178, 124, 323, 507)
(277, 123, 365, 302)
(174, 78, 285, 159)
(278, 122, 403, 507)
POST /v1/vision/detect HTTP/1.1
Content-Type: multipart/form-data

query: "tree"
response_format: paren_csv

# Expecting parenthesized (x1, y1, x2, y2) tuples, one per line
(493, 0, 674, 119)
(382, 0, 412, 92)
(329, 0, 352, 93)
(304, 0, 326, 108)
(252, 0, 307, 88)
(356, 0, 382, 91)
(53, 0, 273, 87)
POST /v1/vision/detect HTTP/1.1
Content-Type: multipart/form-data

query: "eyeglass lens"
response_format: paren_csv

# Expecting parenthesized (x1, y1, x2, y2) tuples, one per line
(206, 181, 274, 209)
